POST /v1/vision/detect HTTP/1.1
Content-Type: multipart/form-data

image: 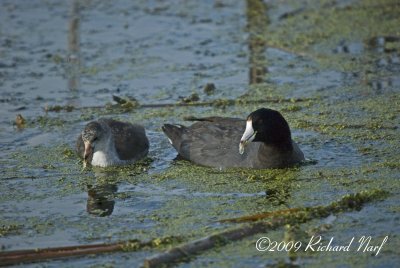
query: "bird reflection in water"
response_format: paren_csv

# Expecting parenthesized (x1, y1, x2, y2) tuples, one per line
(86, 183, 118, 217)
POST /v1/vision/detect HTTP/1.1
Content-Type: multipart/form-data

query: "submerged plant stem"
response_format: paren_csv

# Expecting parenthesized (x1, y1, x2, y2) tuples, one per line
(43, 97, 317, 113)
(0, 236, 180, 266)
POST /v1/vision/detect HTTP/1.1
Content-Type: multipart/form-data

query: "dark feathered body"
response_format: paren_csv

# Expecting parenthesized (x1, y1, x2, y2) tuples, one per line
(77, 118, 149, 165)
(162, 116, 304, 169)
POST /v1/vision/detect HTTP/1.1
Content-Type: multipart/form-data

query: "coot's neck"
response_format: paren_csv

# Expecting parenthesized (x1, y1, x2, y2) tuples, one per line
(91, 135, 126, 167)
(262, 139, 293, 151)
(256, 140, 293, 168)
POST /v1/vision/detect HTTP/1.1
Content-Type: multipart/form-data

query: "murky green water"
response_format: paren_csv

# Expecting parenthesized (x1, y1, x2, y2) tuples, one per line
(0, 0, 399, 267)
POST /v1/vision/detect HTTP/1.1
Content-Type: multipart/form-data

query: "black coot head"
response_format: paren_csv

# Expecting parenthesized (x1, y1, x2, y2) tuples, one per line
(239, 108, 292, 154)
(249, 108, 292, 144)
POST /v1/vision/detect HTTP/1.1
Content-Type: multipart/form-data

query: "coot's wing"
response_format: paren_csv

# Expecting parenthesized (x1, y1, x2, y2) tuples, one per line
(163, 117, 257, 168)
(101, 119, 149, 161)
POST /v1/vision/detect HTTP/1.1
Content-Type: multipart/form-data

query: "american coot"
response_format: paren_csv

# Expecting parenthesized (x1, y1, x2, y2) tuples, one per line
(162, 108, 304, 169)
(76, 118, 149, 167)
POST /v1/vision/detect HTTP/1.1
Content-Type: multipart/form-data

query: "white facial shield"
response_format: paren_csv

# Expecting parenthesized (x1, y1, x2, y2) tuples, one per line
(239, 120, 256, 154)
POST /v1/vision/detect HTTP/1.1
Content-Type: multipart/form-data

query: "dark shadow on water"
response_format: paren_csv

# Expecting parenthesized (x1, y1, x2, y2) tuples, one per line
(67, 0, 81, 91)
(246, 0, 269, 85)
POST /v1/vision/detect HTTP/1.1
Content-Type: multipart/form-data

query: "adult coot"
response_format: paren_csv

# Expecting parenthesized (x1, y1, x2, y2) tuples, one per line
(162, 108, 304, 169)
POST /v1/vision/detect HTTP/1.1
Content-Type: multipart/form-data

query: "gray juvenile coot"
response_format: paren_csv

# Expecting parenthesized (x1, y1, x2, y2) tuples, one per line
(76, 118, 149, 167)
(162, 108, 304, 169)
